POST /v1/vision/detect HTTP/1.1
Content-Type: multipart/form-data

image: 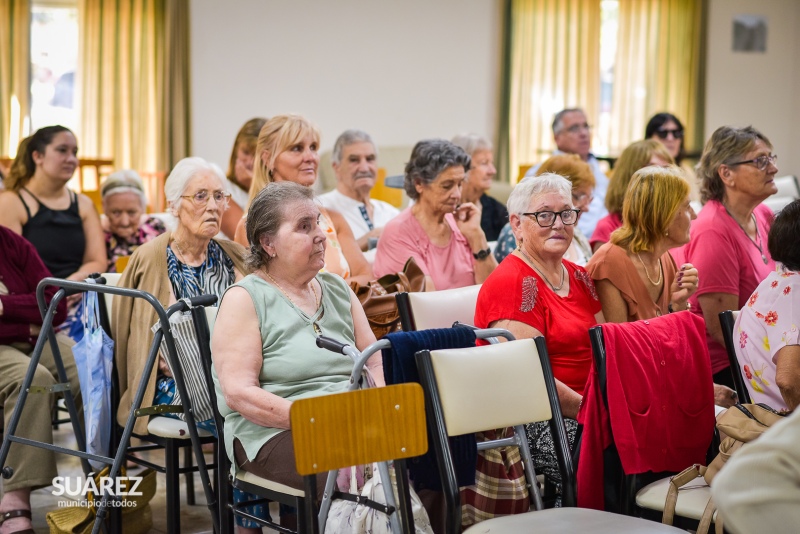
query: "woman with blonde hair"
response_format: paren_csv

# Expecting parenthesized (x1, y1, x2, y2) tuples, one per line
(590, 139, 674, 252)
(234, 114, 372, 284)
(586, 165, 697, 322)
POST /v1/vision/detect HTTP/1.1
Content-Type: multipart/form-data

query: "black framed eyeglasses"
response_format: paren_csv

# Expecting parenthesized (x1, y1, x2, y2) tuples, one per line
(521, 209, 580, 228)
(180, 189, 232, 208)
(656, 128, 683, 140)
(728, 154, 777, 171)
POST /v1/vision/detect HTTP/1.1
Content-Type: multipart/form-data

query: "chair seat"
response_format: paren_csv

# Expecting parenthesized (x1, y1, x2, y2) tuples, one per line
(147, 416, 214, 439)
(235, 470, 305, 498)
(636, 475, 716, 521)
(462, 507, 686, 533)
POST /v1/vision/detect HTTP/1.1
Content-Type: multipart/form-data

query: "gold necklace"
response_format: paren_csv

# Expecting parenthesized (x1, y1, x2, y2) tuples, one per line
(262, 271, 322, 335)
(518, 248, 566, 291)
(636, 252, 663, 286)
(172, 239, 207, 266)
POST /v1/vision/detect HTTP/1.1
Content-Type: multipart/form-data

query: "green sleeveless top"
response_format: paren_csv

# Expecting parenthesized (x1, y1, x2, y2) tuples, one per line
(213, 271, 356, 468)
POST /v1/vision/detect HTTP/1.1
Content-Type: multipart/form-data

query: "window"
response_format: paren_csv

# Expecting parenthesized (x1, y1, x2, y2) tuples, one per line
(30, 0, 79, 134)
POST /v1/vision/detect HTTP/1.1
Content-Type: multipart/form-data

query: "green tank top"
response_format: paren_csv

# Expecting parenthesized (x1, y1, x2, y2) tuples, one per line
(213, 271, 357, 467)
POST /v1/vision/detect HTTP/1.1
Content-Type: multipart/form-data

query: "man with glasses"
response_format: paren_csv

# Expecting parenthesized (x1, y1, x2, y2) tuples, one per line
(524, 108, 610, 237)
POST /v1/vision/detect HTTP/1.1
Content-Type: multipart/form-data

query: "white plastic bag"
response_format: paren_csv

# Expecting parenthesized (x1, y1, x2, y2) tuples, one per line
(324, 463, 434, 534)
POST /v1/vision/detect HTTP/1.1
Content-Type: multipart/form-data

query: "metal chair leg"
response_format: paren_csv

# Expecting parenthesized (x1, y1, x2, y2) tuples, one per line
(165, 439, 181, 533)
(184, 444, 196, 505)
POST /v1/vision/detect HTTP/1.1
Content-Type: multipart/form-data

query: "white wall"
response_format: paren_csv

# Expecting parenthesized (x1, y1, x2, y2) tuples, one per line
(706, 0, 800, 178)
(190, 0, 502, 175)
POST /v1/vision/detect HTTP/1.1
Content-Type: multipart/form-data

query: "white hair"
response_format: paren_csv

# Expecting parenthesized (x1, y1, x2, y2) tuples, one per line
(101, 169, 147, 208)
(450, 133, 492, 156)
(507, 172, 573, 215)
(164, 157, 228, 215)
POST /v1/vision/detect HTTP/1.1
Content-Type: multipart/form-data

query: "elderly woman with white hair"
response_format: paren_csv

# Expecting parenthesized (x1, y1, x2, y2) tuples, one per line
(100, 170, 166, 271)
(112, 157, 247, 433)
(474, 173, 605, 486)
(451, 133, 508, 241)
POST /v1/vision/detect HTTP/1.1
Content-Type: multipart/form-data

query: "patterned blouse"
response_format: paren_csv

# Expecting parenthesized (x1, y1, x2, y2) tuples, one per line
(105, 216, 166, 272)
(734, 266, 800, 410)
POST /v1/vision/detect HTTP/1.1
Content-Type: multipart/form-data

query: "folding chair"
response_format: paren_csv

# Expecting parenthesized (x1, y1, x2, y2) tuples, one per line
(291, 383, 428, 534)
(416, 338, 684, 533)
(396, 284, 481, 331)
(719, 310, 752, 403)
(0, 277, 220, 534)
(584, 318, 718, 531)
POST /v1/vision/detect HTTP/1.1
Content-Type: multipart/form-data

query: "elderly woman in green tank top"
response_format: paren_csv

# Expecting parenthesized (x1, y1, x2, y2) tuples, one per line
(213, 181, 384, 509)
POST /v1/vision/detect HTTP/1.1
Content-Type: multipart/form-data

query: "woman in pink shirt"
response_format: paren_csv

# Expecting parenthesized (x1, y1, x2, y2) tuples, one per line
(686, 125, 779, 401)
(373, 139, 497, 290)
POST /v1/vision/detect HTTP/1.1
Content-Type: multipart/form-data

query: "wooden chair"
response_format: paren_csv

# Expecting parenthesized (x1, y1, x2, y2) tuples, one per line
(719, 310, 752, 403)
(396, 284, 482, 331)
(291, 383, 428, 534)
(416, 338, 684, 533)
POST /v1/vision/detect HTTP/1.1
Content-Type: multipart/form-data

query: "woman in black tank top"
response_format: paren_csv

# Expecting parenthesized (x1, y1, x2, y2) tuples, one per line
(0, 126, 106, 281)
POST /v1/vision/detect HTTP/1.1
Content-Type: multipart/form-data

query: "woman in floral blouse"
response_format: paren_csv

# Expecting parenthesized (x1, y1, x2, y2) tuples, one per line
(101, 170, 166, 272)
(734, 199, 800, 411)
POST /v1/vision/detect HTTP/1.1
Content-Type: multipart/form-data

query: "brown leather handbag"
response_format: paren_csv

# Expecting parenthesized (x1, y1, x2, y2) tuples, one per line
(351, 257, 426, 339)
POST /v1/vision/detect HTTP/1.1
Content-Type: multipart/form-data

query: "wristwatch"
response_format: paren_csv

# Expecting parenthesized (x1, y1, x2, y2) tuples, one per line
(473, 247, 491, 261)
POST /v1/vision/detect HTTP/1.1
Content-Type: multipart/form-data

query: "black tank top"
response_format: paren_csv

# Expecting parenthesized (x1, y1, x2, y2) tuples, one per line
(19, 188, 86, 279)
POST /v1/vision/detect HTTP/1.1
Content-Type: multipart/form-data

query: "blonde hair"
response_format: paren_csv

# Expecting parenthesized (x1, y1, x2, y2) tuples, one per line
(250, 114, 321, 206)
(535, 153, 595, 190)
(605, 140, 674, 214)
(611, 165, 690, 253)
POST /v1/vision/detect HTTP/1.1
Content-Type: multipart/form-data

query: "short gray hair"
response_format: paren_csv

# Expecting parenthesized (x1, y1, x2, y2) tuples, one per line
(507, 172, 573, 215)
(101, 169, 147, 208)
(450, 133, 492, 156)
(245, 181, 315, 271)
(552, 108, 586, 135)
(164, 157, 228, 216)
(332, 129, 377, 164)
(403, 139, 471, 200)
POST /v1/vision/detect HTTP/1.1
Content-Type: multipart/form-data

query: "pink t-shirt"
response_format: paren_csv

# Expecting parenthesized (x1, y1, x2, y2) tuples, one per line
(685, 200, 775, 373)
(373, 208, 475, 290)
(590, 212, 623, 250)
(734, 267, 800, 411)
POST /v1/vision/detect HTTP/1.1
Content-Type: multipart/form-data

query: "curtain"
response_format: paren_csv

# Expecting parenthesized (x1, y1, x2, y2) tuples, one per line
(505, 0, 602, 184)
(610, 0, 705, 154)
(78, 0, 190, 174)
(0, 0, 30, 158)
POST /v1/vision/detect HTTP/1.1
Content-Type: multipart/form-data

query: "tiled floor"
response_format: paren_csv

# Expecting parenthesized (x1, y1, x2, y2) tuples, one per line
(12, 423, 279, 533)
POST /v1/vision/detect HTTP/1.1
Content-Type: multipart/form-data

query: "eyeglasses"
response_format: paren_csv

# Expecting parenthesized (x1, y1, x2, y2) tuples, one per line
(728, 154, 778, 171)
(655, 128, 684, 140)
(564, 123, 592, 134)
(180, 189, 232, 208)
(521, 209, 580, 228)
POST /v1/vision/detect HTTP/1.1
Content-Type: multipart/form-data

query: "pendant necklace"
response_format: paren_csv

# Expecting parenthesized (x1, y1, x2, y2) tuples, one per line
(724, 207, 768, 264)
(263, 271, 323, 335)
(518, 248, 566, 291)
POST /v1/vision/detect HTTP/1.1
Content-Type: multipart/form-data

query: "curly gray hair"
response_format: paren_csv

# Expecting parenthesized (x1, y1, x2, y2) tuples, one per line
(403, 139, 471, 200)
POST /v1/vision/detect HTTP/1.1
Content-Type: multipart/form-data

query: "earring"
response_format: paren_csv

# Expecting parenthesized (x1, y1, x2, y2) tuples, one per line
(665, 231, 669, 237)
(268, 169, 274, 179)
(516, 238, 522, 250)
(272, 253, 277, 258)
